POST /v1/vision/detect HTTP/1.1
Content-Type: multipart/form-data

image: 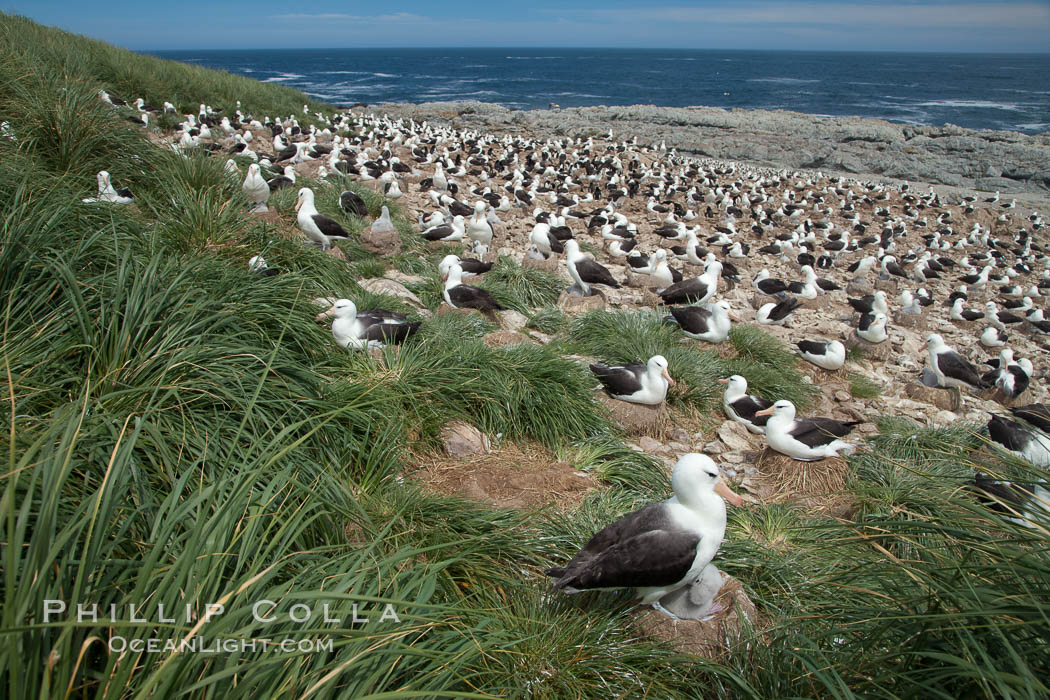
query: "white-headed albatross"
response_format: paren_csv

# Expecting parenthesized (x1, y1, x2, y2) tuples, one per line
(564, 239, 620, 296)
(82, 170, 133, 204)
(969, 474, 1050, 528)
(590, 355, 674, 405)
(666, 300, 741, 344)
(242, 163, 269, 212)
(718, 375, 772, 434)
(295, 187, 350, 251)
(987, 414, 1050, 467)
(755, 400, 859, 461)
(795, 340, 846, 371)
(545, 453, 741, 619)
(316, 299, 420, 349)
(657, 261, 722, 306)
(925, 333, 986, 391)
(443, 263, 505, 312)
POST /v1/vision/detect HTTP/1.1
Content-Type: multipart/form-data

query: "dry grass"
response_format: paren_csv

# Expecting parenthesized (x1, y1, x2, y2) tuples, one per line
(755, 448, 855, 517)
(410, 441, 598, 510)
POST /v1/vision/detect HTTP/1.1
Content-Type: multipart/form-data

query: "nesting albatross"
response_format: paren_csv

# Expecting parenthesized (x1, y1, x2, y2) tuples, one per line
(590, 355, 674, 405)
(545, 453, 741, 619)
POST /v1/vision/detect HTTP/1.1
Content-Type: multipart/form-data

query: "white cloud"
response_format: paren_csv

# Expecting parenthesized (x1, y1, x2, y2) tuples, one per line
(587, 2, 1050, 31)
(270, 12, 429, 23)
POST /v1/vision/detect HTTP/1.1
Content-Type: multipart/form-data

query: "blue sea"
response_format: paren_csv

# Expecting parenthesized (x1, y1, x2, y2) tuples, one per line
(148, 48, 1050, 134)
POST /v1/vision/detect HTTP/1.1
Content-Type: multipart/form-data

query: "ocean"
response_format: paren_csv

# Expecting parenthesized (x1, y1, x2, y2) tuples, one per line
(147, 48, 1050, 134)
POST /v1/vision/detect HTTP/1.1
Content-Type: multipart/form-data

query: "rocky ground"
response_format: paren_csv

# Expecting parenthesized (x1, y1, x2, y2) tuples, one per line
(375, 101, 1050, 199)
(189, 107, 1050, 511)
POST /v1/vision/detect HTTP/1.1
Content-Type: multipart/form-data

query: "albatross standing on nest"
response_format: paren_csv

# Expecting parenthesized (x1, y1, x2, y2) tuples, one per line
(295, 187, 350, 251)
(545, 453, 741, 619)
(666, 300, 740, 343)
(925, 333, 986, 391)
(564, 239, 620, 296)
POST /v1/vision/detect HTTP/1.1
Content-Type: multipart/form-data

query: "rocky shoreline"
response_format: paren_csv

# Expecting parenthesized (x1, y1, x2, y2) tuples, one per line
(371, 101, 1050, 202)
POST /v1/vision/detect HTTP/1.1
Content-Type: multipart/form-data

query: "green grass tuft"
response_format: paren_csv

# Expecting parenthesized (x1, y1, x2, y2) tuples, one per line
(479, 256, 565, 313)
(848, 371, 881, 398)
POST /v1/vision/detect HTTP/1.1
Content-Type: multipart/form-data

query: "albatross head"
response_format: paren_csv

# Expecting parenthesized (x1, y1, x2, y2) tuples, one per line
(925, 333, 945, 350)
(294, 187, 313, 212)
(755, 399, 796, 422)
(648, 355, 674, 387)
(671, 454, 742, 507)
(438, 254, 462, 277)
(315, 298, 357, 322)
(716, 374, 748, 396)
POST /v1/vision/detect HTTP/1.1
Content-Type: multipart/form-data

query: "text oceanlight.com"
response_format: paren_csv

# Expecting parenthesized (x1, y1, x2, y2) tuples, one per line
(42, 599, 403, 654)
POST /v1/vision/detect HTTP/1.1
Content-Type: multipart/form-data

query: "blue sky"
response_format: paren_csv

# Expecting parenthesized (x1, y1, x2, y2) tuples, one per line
(9, 1, 1050, 52)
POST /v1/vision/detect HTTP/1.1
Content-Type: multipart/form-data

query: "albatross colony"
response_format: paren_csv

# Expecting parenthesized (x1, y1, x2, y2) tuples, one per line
(98, 90, 1050, 596)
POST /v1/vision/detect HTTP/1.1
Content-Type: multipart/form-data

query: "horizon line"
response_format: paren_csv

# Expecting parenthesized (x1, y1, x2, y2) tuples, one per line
(139, 46, 1050, 56)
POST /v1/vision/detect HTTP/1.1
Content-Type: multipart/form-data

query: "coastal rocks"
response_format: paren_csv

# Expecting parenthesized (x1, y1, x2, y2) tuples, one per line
(440, 421, 490, 458)
(375, 101, 1050, 196)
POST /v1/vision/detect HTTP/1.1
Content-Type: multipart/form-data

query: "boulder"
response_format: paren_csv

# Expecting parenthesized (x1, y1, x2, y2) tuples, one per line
(482, 330, 534, 348)
(440, 421, 490, 458)
(596, 391, 668, 436)
(497, 309, 529, 331)
(845, 333, 893, 361)
(905, 382, 962, 412)
(717, 420, 755, 452)
(358, 278, 424, 308)
(558, 289, 606, 314)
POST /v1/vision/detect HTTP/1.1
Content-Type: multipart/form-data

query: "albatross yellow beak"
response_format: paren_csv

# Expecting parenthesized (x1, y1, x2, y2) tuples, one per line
(716, 378, 729, 384)
(315, 306, 336, 321)
(294, 196, 303, 212)
(729, 313, 744, 322)
(715, 479, 743, 507)
(754, 407, 773, 417)
(662, 368, 675, 386)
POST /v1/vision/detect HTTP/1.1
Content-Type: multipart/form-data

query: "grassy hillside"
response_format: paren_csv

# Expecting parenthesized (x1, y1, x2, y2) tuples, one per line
(1, 13, 1047, 699)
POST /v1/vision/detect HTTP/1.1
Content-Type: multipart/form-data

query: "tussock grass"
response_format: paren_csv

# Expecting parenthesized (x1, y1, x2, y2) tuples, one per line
(567, 310, 816, 410)
(526, 307, 568, 334)
(479, 257, 564, 313)
(848, 371, 882, 398)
